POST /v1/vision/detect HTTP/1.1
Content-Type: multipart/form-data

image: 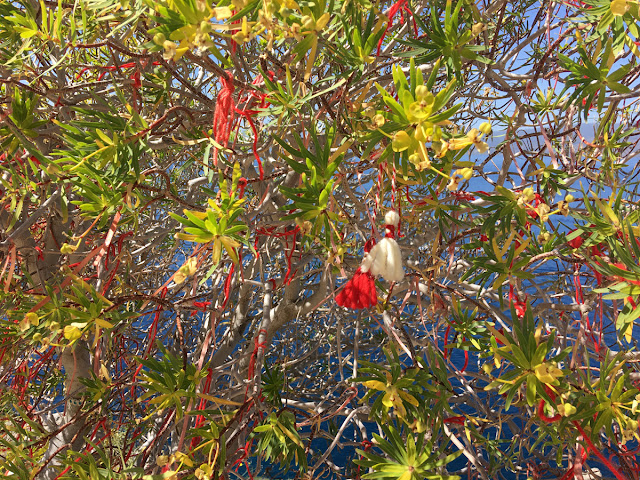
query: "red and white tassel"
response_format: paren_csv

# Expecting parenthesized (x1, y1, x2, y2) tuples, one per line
(336, 211, 404, 310)
(336, 239, 377, 309)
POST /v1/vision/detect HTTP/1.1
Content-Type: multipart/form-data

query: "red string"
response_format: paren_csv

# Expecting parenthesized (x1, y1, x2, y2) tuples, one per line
(232, 438, 256, 480)
(444, 415, 465, 425)
(233, 106, 264, 180)
(235, 177, 247, 199)
(221, 263, 235, 309)
(255, 226, 300, 286)
(131, 287, 167, 396)
(231, 77, 270, 180)
(537, 399, 561, 423)
(443, 325, 451, 360)
(247, 328, 269, 384)
(461, 348, 468, 373)
(190, 367, 213, 450)
(356, 440, 373, 480)
(376, 0, 417, 56)
(509, 284, 527, 319)
(573, 421, 627, 480)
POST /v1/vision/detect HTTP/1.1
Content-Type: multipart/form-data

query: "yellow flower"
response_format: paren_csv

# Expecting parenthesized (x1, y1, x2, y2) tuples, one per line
(213, 6, 233, 19)
(475, 141, 489, 153)
(408, 98, 434, 122)
(232, 16, 252, 44)
(415, 85, 430, 100)
(558, 201, 569, 216)
(372, 114, 385, 127)
(392, 130, 412, 152)
(559, 403, 576, 416)
(63, 325, 83, 342)
(459, 167, 473, 180)
(408, 418, 426, 433)
(163, 41, 178, 61)
(472, 23, 486, 36)
(174, 257, 198, 284)
(414, 124, 428, 142)
(176, 451, 193, 467)
(434, 140, 449, 158)
(633, 393, 640, 414)
(537, 231, 551, 244)
(611, 0, 629, 16)
(534, 362, 562, 384)
(362, 372, 418, 419)
(447, 174, 461, 192)
(19, 312, 39, 332)
(535, 203, 551, 222)
(60, 243, 78, 254)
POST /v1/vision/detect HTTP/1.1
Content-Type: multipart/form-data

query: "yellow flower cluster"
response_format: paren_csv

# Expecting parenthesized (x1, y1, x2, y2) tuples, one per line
(391, 89, 491, 172)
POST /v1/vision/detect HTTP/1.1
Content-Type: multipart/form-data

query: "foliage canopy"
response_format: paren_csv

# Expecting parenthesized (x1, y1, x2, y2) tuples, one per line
(2, 0, 640, 479)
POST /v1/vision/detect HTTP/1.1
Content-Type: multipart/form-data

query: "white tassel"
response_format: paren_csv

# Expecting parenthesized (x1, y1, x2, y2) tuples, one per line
(363, 210, 404, 283)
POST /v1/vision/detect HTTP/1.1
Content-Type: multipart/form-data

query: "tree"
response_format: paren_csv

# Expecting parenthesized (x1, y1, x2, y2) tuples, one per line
(2, 0, 640, 478)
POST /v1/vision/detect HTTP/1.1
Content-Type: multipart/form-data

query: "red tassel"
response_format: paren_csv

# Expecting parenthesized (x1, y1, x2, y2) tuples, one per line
(336, 268, 377, 309)
(212, 72, 235, 167)
(337, 238, 378, 310)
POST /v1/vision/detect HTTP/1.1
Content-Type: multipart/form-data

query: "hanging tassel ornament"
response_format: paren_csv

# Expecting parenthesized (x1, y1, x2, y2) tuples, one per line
(212, 72, 235, 167)
(336, 239, 378, 309)
(336, 211, 404, 310)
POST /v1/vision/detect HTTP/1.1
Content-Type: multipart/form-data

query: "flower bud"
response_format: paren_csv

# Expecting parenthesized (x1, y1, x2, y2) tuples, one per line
(153, 33, 166, 45)
(522, 187, 535, 201)
(611, 0, 629, 16)
(408, 153, 421, 164)
(460, 167, 473, 181)
(373, 114, 385, 127)
(362, 106, 375, 118)
(60, 243, 77, 254)
(415, 85, 429, 100)
(479, 122, 492, 135)
(560, 403, 576, 416)
(414, 124, 427, 142)
(315, 12, 330, 31)
(392, 130, 412, 152)
(301, 15, 315, 30)
(472, 23, 486, 36)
